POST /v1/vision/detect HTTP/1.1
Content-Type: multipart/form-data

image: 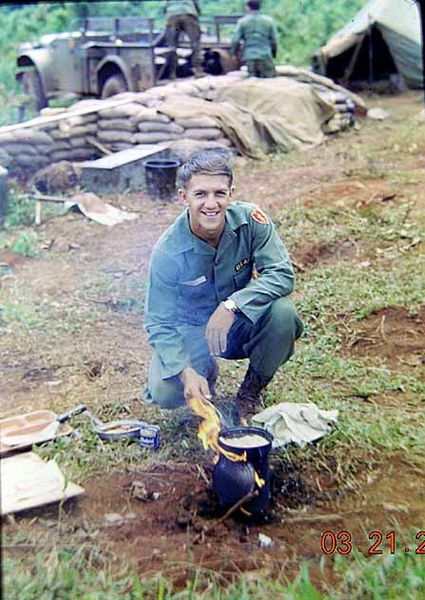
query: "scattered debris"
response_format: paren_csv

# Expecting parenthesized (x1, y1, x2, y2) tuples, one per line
(72, 192, 138, 226)
(258, 533, 274, 548)
(367, 107, 390, 120)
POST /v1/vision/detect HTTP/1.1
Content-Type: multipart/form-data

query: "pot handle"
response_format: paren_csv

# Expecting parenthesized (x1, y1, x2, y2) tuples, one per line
(56, 404, 87, 423)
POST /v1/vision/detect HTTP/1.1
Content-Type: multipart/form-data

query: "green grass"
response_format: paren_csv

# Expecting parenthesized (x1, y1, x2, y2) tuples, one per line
(3, 190, 70, 228)
(4, 538, 425, 599)
(0, 298, 47, 329)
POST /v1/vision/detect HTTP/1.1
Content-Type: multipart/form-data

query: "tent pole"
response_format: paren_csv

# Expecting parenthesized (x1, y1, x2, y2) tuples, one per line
(368, 25, 374, 85)
(341, 32, 366, 88)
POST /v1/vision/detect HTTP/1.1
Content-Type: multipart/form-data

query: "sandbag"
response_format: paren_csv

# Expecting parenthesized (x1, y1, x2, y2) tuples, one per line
(98, 118, 136, 132)
(131, 131, 181, 144)
(61, 114, 98, 128)
(11, 129, 54, 145)
(175, 116, 218, 128)
(183, 127, 222, 140)
(137, 121, 184, 134)
(50, 150, 75, 162)
(14, 154, 48, 167)
(172, 82, 200, 96)
(130, 109, 171, 125)
(98, 104, 143, 119)
(35, 144, 54, 155)
(69, 137, 90, 148)
(0, 133, 15, 145)
(167, 138, 233, 161)
(68, 148, 98, 160)
(58, 122, 97, 137)
(97, 129, 133, 143)
(49, 141, 72, 152)
(1, 142, 38, 156)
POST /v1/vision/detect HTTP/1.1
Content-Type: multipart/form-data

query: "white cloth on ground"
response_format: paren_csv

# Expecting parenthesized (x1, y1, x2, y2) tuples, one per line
(250, 402, 338, 448)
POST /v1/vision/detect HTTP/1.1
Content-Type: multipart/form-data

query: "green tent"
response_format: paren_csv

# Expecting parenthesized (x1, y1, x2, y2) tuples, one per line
(313, 0, 423, 90)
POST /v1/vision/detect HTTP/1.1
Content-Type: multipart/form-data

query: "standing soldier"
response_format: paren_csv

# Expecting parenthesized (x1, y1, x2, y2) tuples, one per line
(231, 0, 278, 78)
(164, 0, 202, 79)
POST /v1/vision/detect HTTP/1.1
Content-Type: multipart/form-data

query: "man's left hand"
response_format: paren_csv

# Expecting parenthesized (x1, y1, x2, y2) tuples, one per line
(206, 303, 235, 355)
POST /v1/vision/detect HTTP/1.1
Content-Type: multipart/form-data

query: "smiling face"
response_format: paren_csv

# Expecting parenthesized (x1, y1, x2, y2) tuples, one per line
(178, 173, 235, 247)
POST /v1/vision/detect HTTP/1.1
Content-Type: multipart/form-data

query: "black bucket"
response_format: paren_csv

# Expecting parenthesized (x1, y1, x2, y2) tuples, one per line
(144, 158, 180, 202)
(212, 426, 273, 517)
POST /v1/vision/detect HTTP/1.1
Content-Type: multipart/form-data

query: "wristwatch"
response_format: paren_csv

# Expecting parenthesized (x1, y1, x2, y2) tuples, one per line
(222, 299, 239, 313)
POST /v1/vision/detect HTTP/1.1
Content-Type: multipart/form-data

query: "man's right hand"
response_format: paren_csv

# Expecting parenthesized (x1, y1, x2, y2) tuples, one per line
(179, 366, 211, 403)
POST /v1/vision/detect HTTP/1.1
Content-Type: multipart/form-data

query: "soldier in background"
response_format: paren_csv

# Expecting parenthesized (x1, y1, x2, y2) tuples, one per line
(164, 0, 202, 79)
(231, 0, 278, 78)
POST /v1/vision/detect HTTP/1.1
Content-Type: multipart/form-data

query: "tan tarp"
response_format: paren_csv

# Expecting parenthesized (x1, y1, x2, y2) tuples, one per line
(158, 77, 336, 158)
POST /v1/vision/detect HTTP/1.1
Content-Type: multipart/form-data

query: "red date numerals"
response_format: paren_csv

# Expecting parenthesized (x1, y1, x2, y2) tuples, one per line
(320, 530, 425, 555)
(416, 531, 425, 554)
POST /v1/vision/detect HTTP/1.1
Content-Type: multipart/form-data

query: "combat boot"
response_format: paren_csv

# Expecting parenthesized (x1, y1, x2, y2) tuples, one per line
(235, 366, 272, 422)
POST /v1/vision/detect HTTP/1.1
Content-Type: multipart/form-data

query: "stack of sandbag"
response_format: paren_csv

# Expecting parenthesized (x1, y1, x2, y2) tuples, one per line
(130, 106, 184, 145)
(315, 88, 355, 133)
(97, 102, 142, 151)
(47, 112, 99, 161)
(0, 128, 53, 170)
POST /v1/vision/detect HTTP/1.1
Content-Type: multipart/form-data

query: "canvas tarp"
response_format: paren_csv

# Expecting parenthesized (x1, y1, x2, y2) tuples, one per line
(158, 77, 336, 158)
(316, 0, 423, 88)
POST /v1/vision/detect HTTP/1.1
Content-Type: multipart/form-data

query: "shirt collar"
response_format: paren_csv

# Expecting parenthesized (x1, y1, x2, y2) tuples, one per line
(173, 203, 249, 255)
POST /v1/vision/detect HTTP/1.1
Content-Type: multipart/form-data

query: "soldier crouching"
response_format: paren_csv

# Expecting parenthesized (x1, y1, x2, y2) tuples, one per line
(143, 150, 303, 422)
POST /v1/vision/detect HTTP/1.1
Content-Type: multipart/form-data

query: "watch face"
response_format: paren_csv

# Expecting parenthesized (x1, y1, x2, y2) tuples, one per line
(224, 300, 237, 312)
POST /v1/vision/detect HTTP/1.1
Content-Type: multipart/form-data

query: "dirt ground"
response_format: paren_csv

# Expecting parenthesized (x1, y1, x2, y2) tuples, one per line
(1, 91, 424, 590)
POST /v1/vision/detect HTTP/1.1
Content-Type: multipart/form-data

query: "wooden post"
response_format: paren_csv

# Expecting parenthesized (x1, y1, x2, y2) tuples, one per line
(35, 201, 42, 226)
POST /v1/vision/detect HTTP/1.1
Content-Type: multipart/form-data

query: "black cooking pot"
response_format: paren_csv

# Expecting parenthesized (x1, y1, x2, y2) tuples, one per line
(212, 426, 273, 517)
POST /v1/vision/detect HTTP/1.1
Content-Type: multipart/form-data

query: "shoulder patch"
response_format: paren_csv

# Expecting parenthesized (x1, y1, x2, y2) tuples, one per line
(251, 207, 269, 225)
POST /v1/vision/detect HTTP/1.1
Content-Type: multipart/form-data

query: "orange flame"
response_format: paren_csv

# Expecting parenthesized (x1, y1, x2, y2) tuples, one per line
(187, 396, 221, 454)
(187, 397, 246, 463)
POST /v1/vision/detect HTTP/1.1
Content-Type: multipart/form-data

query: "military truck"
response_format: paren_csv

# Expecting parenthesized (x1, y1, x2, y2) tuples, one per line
(16, 15, 241, 112)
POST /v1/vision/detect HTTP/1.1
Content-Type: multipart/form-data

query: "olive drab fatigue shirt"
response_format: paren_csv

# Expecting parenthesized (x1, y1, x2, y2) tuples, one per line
(231, 10, 278, 61)
(144, 201, 294, 379)
(165, 0, 201, 18)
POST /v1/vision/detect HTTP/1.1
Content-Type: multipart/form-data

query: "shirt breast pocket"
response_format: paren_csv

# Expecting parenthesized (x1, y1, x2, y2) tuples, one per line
(179, 276, 210, 300)
(233, 267, 252, 291)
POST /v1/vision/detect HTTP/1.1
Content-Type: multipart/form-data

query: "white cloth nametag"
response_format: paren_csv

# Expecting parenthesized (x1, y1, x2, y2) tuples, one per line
(181, 276, 207, 286)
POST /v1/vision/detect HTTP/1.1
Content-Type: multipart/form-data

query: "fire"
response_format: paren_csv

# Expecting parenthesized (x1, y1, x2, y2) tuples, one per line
(187, 397, 246, 463)
(187, 396, 221, 454)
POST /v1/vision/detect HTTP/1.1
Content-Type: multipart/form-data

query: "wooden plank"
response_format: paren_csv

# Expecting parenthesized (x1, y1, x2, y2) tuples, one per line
(1, 452, 84, 515)
(0, 97, 144, 134)
(82, 143, 168, 169)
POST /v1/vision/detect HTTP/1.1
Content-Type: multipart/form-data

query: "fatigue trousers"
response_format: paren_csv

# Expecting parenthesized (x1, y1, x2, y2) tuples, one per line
(245, 58, 276, 78)
(145, 297, 303, 409)
(165, 14, 201, 78)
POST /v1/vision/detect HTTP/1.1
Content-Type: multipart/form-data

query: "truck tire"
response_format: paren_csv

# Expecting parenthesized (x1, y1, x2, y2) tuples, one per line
(101, 74, 128, 99)
(22, 69, 47, 112)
